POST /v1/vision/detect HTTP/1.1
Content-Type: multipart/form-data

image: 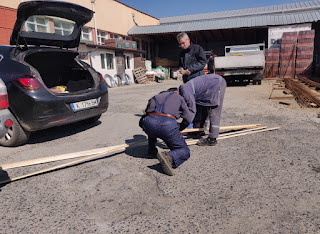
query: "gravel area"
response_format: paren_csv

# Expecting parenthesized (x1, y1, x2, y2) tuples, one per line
(0, 79, 319, 233)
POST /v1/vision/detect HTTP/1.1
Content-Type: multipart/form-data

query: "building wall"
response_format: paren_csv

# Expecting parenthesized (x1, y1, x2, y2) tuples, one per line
(0, 0, 159, 36)
(0, 6, 17, 45)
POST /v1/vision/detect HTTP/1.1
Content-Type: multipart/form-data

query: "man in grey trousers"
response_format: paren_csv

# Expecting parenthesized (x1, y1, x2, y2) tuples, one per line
(179, 74, 226, 146)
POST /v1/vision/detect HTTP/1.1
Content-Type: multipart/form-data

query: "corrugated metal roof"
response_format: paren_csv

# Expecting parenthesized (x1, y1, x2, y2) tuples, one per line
(128, 10, 320, 35)
(128, 0, 320, 35)
(159, 0, 320, 24)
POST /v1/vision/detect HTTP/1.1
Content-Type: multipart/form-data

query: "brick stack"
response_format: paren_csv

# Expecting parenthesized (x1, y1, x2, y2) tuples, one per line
(279, 32, 298, 78)
(295, 30, 315, 78)
(264, 48, 280, 78)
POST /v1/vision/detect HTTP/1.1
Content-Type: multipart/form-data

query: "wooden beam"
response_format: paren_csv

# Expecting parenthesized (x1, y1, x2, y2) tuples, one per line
(186, 127, 280, 145)
(0, 126, 280, 185)
(181, 124, 261, 134)
(1, 124, 261, 170)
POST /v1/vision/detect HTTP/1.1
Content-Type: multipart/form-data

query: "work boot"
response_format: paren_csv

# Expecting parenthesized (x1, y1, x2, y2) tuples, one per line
(197, 137, 217, 146)
(156, 147, 174, 176)
(147, 148, 158, 158)
(187, 131, 206, 139)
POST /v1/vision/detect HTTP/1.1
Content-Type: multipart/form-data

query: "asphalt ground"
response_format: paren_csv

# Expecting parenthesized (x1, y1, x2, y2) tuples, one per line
(0, 79, 319, 233)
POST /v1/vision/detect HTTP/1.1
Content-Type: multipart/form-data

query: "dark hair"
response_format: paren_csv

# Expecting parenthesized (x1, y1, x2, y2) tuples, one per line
(167, 87, 178, 92)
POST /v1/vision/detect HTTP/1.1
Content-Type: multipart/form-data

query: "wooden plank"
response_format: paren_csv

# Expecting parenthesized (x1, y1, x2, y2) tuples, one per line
(269, 96, 295, 99)
(1, 124, 261, 170)
(0, 144, 129, 170)
(0, 126, 279, 185)
(185, 127, 280, 145)
(181, 124, 261, 134)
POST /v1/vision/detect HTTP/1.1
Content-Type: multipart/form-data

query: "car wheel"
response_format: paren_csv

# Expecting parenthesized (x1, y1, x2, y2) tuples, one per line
(82, 115, 101, 124)
(0, 113, 30, 147)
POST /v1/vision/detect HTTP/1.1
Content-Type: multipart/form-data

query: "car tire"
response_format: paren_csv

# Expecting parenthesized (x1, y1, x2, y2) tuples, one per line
(0, 113, 31, 147)
(82, 114, 101, 124)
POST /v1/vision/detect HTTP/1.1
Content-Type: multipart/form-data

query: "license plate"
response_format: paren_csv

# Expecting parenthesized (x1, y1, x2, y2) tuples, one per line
(71, 98, 100, 111)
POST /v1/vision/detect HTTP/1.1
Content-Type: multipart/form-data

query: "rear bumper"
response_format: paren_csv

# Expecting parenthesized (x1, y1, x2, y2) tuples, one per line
(9, 85, 109, 132)
(0, 109, 11, 138)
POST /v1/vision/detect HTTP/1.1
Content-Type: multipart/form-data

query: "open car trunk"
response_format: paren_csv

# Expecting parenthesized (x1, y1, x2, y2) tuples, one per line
(23, 50, 96, 93)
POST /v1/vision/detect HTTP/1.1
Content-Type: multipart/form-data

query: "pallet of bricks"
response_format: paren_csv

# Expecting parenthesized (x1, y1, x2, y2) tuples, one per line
(295, 30, 315, 78)
(279, 32, 297, 78)
(264, 48, 280, 78)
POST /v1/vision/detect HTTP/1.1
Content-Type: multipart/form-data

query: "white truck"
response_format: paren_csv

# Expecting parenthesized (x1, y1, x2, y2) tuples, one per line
(214, 43, 265, 85)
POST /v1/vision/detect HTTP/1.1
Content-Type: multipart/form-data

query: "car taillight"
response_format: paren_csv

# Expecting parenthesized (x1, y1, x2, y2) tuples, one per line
(15, 76, 42, 90)
(0, 94, 9, 110)
(99, 73, 106, 84)
(5, 119, 13, 128)
(216, 72, 224, 76)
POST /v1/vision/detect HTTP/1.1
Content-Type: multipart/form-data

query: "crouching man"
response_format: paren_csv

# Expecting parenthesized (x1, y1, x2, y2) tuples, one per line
(139, 88, 193, 176)
(179, 74, 226, 146)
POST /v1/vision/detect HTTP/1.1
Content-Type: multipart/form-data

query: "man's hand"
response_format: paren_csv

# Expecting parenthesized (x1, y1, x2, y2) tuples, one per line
(179, 68, 191, 75)
(184, 69, 191, 75)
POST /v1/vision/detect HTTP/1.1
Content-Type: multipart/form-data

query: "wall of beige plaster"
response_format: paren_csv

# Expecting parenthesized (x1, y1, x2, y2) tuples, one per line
(0, 0, 158, 36)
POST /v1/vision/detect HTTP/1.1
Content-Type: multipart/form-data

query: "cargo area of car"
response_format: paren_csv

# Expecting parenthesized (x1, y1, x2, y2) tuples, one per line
(23, 50, 95, 93)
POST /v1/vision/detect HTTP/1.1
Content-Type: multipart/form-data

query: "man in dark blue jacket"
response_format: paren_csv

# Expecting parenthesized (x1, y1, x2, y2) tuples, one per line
(177, 32, 207, 83)
(179, 74, 226, 146)
(139, 88, 193, 176)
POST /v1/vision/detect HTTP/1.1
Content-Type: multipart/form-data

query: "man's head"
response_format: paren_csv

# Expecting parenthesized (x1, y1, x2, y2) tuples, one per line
(167, 87, 179, 94)
(177, 32, 190, 50)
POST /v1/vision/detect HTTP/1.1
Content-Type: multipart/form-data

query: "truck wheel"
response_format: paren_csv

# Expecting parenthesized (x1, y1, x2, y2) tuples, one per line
(0, 112, 30, 147)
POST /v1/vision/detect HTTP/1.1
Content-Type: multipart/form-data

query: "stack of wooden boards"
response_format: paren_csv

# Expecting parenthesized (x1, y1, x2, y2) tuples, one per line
(0, 124, 280, 184)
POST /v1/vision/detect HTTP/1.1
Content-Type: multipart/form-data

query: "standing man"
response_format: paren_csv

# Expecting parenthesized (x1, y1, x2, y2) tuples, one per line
(177, 32, 207, 83)
(139, 88, 193, 176)
(179, 74, 227, 146)
(207, 53, 217, 74)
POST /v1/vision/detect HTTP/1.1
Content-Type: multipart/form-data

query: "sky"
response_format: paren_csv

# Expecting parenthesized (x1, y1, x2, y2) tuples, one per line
(118, 0, 313, 18)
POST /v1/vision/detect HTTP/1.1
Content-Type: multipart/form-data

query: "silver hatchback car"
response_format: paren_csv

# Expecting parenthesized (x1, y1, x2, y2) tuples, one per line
(0, 79, 12, 139)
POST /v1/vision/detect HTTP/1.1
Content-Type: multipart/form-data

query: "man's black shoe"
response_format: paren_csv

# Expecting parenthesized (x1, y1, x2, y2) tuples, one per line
(197, 137, 217, 146)
(156, 147, 174, 176)
(148, 148, 158, 158)
(187, 131, 206, 139)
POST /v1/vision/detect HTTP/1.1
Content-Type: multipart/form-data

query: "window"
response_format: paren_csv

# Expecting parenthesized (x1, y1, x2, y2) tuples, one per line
(124, 36, 131, 41)
(109, 34, 121, 40)
(124, 55, 131, 69)
(97, 31, 107, 45)
(106, 53, 114, 69)
(135, 38, 141, 51)
(100, 54, 105, 69)
(25, 16, 49, 33)
(23, 15, 75, 37)
(142, 40, 150, 59)
(101, 53, 114, 70)
(81, 27, 92, 41)
(53, 18, 74, 36)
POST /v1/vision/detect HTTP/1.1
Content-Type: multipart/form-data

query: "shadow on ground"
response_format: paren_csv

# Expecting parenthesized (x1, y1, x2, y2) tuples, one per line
(28, 120, 101, 145)
(0, 167, 10, 191)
